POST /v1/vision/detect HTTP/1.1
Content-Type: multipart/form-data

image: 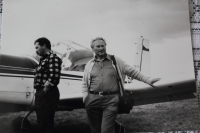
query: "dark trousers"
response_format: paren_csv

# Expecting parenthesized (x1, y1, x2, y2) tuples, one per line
(35, 86, 60, 133)
(85, 94, 119, 133)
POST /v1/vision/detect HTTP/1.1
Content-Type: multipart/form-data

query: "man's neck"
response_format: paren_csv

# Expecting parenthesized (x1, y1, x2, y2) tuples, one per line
(96, 54, 107, 60)
(41, 49, 51, 59)
(44, 49, 51, 55)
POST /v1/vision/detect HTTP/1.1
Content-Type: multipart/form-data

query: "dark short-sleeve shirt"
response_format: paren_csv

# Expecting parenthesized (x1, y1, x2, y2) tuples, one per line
(90, 56, 119, 92)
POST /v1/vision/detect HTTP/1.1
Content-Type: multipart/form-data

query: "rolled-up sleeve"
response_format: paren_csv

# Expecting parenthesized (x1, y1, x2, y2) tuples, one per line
(121, 59, 152, 84)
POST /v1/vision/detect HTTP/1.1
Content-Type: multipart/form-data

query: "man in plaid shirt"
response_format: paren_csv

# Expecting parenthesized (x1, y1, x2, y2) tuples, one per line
(34, 37, 62, 133)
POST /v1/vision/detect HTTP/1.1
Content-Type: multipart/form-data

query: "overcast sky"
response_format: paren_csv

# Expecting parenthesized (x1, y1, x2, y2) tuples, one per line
(0, 0, 195, 79)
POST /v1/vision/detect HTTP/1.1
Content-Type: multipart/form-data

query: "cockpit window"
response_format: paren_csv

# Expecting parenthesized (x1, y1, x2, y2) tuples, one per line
(32, 53, 87, 72)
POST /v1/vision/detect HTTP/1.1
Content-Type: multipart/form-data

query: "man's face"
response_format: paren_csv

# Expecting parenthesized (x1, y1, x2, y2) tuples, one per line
(92, 40, 106, 57)
(34, 42, 45, 56)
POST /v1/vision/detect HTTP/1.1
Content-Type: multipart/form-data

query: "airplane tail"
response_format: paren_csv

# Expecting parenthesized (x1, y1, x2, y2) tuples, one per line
(133, 36, 151, 77)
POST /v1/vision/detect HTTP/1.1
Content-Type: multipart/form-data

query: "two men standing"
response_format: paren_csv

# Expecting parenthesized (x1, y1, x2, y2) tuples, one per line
(33, 36, 159, 133)
(82, 37, 160, 133)
(34, 37, 62, 133)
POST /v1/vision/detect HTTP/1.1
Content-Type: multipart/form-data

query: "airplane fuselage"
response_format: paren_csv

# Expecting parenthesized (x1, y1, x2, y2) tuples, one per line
(0, 54, 197, 113)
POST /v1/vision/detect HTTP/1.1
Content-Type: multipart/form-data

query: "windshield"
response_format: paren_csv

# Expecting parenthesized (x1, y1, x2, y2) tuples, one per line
(30, 40, 93, 72)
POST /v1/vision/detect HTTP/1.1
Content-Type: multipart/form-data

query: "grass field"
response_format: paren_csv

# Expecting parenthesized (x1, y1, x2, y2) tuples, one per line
(0, 98, 200, 133)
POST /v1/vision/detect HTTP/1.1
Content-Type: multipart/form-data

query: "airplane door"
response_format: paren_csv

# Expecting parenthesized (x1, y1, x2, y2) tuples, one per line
(59, 71, 83, 100)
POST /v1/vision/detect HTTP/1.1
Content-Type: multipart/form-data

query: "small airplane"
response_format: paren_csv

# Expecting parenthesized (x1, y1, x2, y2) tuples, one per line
(0, 37, 196, 130)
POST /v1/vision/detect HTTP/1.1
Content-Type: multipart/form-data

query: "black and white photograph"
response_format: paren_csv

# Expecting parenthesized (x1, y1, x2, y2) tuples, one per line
(0, 0, 199, 133)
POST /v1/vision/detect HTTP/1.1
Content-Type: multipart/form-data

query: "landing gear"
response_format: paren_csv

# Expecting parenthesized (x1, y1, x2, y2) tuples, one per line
(115, 120, 126, 133)
(11, 110, 33, 131)
(21, 110, 33, 130)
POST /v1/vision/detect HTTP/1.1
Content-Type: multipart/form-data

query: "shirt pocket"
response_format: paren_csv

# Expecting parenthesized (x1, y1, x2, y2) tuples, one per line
(90, 66, 101, 77)
(106, 66, 116, 77)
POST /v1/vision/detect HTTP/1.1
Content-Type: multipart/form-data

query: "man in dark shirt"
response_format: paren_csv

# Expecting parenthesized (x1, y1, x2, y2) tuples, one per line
(34, 37, 62, 133)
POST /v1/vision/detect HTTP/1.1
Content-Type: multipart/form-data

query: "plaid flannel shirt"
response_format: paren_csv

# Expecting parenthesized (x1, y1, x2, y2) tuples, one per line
(34, 51, 62, 87)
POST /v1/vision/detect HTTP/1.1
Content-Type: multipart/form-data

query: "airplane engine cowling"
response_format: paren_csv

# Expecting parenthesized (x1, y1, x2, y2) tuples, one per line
(0, 54, 38, 112)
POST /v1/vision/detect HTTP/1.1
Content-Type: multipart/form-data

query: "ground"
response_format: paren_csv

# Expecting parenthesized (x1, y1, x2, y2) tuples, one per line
(0, 98, 200, 133)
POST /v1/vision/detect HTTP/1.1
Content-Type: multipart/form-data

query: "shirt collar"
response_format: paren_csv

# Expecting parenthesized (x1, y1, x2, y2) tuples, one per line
(41, 51, 53, 60)
(94, 54, 112, 62)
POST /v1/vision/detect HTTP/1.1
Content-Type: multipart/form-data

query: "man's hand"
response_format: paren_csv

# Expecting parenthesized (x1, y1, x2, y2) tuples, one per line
(43, 81, 54, 93)
(149, 78, 161, 88)
(43, 86, 50, 93)
(83, 92, 89, 103)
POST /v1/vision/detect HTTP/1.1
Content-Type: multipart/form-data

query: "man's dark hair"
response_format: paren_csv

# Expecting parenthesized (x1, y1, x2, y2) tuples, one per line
(34, 37, 51, 50)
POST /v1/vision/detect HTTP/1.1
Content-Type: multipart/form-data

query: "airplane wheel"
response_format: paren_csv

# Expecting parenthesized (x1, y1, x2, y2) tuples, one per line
(11, 116, 31, 131)
(115, 120, 126, 133)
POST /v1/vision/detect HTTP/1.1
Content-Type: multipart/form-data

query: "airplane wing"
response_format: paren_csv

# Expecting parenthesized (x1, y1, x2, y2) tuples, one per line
(56, 75, 196, 112)
(125, 77, 196, 106)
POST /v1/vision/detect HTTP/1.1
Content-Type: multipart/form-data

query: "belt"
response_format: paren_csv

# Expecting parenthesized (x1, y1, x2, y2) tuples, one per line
(34, 85, 44, 89)
(34, 85, 58, 89)
(89, 91, 119, 96)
